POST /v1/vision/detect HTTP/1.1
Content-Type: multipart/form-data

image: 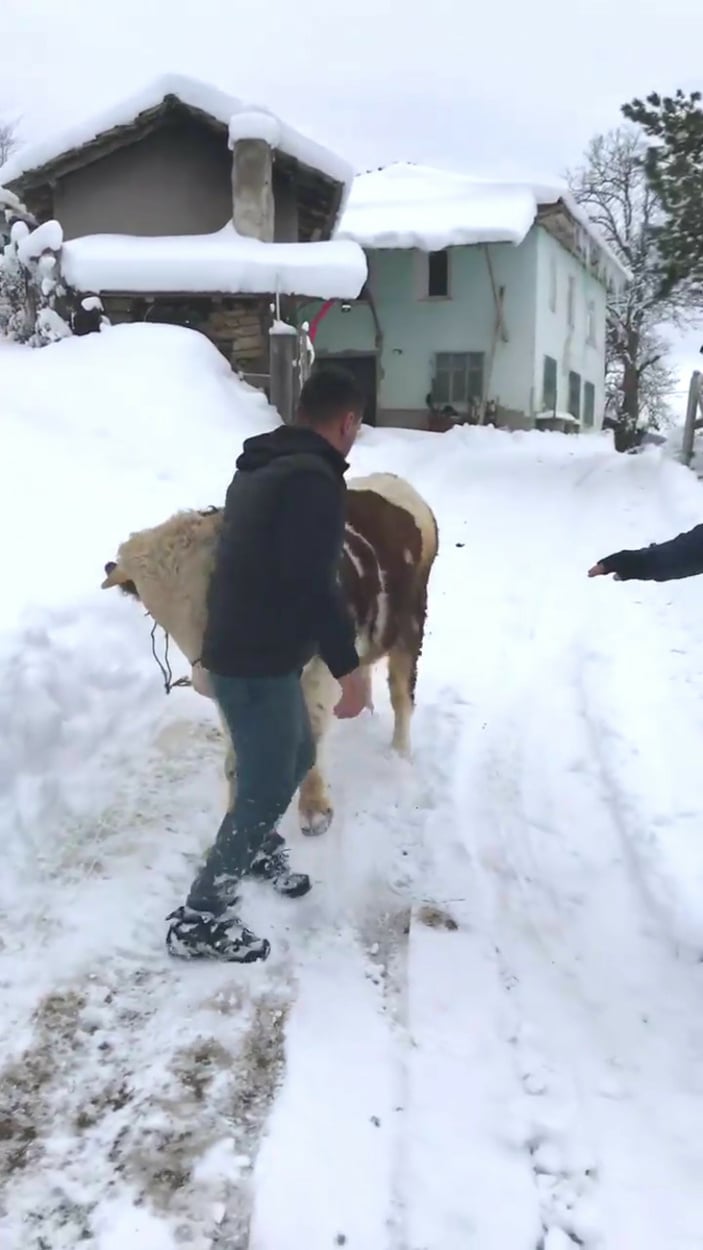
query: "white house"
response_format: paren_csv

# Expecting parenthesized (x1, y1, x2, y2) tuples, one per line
(309, 163, 629, 431)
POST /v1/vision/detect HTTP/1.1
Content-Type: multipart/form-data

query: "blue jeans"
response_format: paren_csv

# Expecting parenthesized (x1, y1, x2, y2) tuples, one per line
(186, 672, 315, 915)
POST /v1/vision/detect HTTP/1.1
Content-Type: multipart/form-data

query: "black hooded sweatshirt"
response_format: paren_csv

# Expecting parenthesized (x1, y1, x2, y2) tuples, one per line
(200, 425, 359, 681)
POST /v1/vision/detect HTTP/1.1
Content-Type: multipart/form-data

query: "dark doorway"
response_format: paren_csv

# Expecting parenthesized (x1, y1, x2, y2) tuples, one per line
(315, 354, 378, 426)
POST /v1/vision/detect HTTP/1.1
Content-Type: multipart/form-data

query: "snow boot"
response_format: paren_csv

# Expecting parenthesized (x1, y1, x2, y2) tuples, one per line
(165, 906, 270, 963)
(248, 833, 312, 899)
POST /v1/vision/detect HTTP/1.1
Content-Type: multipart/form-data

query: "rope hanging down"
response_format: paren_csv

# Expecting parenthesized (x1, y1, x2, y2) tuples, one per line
(150, 621, 192, 695)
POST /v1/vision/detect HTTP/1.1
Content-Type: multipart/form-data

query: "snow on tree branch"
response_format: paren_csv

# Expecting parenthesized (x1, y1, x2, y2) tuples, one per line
(0, 207, 107, 346)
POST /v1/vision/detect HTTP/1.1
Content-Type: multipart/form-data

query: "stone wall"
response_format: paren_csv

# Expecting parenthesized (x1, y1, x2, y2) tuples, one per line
(203, 299, 270, 380)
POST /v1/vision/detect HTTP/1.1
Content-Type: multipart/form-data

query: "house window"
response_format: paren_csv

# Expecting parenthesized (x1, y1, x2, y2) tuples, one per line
(567, 275, 576, 329)
(427, 249, 450, 298)
(543, 355, 558, 411)
(433, 352, 484, 406)
(583, 381, 595, 427)
(586, 299, 596, 345)
(548, 256, 557, 313)
(568, 370, 581, 421)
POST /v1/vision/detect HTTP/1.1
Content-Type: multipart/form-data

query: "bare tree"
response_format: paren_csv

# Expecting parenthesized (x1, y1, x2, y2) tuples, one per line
(569, 128, 698, 450)
(0, 117, 19, 166)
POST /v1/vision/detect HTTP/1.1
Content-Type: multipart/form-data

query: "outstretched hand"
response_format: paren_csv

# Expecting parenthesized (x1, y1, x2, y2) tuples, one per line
(588, 562, 621, 580)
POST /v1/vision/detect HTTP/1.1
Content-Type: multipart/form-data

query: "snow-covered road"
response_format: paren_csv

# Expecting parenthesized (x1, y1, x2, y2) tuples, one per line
(3, 328, 703, 1249)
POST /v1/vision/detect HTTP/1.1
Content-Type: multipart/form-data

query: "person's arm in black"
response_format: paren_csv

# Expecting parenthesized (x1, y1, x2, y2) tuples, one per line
(277, 470, 359, 679)
(590, 523, 703, 582)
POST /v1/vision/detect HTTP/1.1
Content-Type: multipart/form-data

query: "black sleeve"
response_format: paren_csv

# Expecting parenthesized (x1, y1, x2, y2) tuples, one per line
(599, 523, 703, 582)
(276, 470, 359, 679)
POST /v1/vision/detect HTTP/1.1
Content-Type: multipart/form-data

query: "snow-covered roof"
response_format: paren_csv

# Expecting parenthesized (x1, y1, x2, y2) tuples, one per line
(60, 225, 367, 300)
(0, 73, 353, 203)
(336, 163, 629, 285)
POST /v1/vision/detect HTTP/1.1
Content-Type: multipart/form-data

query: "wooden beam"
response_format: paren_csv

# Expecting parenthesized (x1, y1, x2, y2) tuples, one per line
(681, 370, 702, 466)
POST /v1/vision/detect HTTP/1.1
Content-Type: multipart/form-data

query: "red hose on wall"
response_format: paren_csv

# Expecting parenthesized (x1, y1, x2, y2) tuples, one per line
(307, 299, 335, 343)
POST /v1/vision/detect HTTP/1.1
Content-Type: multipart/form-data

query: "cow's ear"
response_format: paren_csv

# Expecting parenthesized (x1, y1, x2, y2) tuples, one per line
(101, 564, 127, 589)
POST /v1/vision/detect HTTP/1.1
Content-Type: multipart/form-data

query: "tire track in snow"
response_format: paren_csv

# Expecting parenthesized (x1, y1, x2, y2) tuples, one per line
(248, 681, 461, 1250)
(450, 449, 703, 1249)
(441, 453, 616, 1248)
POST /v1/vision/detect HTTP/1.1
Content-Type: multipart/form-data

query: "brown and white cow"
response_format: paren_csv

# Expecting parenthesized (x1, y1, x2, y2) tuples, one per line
(101, 471, 438, 835)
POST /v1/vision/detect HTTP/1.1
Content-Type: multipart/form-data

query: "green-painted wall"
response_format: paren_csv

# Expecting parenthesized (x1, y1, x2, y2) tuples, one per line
(312, 223, 607, 430)
(533, 228, 606, 428)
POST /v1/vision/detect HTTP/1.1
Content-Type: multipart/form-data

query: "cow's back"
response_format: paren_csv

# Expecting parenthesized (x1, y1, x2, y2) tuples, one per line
(347, 472, 438, 574)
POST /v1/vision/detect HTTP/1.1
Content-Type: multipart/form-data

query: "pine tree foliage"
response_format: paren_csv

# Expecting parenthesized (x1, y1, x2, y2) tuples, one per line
(622, 90, 703, 299)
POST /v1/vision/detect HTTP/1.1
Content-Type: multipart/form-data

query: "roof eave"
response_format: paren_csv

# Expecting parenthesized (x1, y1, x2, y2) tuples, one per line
(4, 94, 350, 240)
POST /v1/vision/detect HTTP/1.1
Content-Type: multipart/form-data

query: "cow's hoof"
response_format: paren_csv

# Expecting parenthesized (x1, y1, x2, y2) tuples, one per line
(300, 808, 333, 837)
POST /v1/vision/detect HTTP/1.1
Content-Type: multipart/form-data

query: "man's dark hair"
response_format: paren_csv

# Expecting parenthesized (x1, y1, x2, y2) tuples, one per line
(297, 365, 365, 426)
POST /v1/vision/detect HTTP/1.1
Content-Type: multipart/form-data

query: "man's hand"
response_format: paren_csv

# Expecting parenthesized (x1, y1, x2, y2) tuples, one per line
(588, 562, 621, 581)
(334, 668, 368, 720)
(191, 661, 216, 698)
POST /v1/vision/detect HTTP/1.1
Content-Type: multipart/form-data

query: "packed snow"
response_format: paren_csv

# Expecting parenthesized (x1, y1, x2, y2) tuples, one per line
(3, 321, 703, 1249)
(0, 185, 24, 213)
(337, 163, 628, 287)
(60, 225, 367, 299)
(228, 111, 282, 149)
(0, 73, 353, 210)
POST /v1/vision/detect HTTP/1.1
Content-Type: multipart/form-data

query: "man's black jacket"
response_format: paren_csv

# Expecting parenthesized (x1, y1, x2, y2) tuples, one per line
(201, 425, 359, 680)
(599, 523, 703, 582)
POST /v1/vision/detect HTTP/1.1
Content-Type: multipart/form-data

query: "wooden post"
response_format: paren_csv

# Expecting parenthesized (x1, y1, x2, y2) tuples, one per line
(269, 320, 297, 423)
(295, 322, 314, 411)
(681, 371, 702, 466)
(479, 245, 508, 425)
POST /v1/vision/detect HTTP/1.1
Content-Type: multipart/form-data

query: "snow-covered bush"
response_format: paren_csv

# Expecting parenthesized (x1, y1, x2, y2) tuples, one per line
(0, 194, 107, 346)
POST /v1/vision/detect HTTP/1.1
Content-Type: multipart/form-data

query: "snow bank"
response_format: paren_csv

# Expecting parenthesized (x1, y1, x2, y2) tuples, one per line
(61, 226, 367, 300)
(0, 322, 277, 632)
(337, 163, 628, 287)
(0, 322, 278, 894)
(0, 72, 353, 211)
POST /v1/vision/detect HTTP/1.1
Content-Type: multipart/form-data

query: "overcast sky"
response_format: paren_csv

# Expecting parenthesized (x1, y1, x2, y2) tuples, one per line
(1, 0, 701, 380)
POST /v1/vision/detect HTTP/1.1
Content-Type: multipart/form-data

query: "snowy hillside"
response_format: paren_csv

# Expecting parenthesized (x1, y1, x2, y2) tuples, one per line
(3, 324, 703, 1250)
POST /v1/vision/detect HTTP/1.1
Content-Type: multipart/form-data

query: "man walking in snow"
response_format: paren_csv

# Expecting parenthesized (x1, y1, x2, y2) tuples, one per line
(588, 522, 703, 583)
(167, 366, 368, 964)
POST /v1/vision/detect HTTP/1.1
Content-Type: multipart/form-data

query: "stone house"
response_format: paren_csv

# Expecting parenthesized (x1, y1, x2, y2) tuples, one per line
(0, 74, 366, 390)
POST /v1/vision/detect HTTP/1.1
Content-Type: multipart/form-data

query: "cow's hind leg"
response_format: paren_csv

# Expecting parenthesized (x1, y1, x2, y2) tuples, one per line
(298, 660, 338, 836)
(387, 578, 428, 758)
(388, 646, 416, 757)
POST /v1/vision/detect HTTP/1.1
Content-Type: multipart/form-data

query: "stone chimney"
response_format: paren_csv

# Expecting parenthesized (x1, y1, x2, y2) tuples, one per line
(229, 113, 277, 243)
